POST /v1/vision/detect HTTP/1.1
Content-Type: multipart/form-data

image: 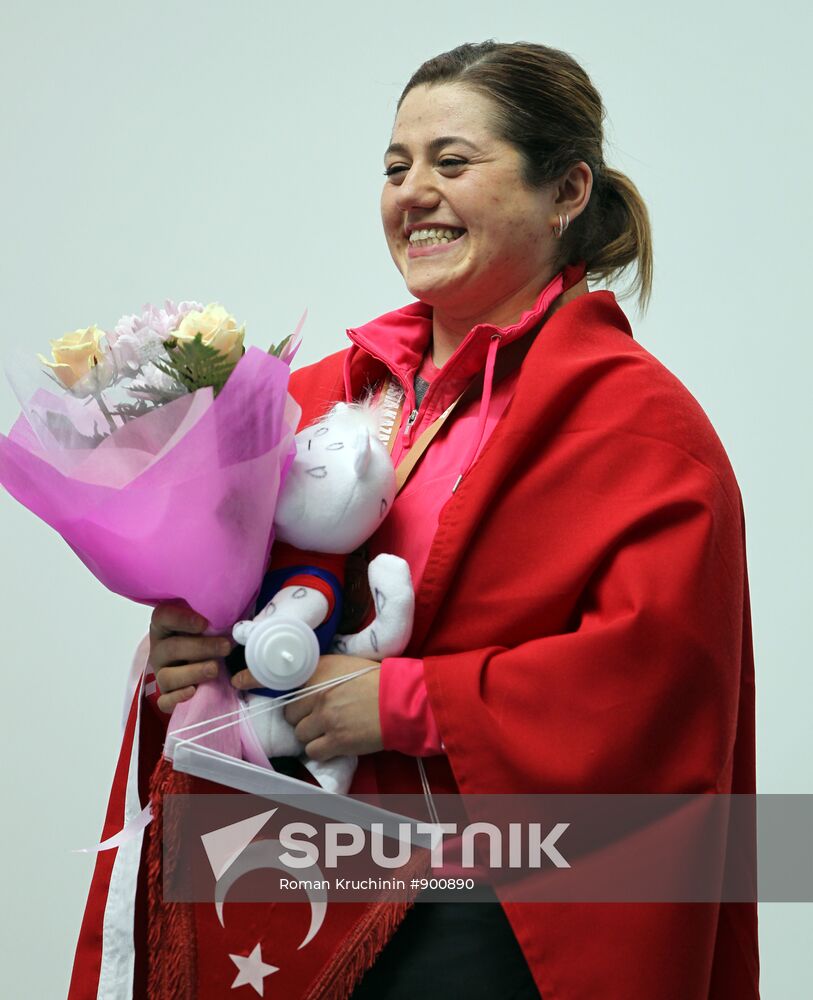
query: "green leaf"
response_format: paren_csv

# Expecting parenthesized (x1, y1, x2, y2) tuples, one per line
(156, 333, 238, 396)
(268, 333, 295, 357)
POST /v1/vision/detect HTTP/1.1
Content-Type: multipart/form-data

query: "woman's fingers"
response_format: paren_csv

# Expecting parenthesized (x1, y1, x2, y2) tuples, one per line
(156, 659, 220, 694)
(291, 705, 326, 748)
(149, 602, 208, 641)
(147, 603, 237, 715)
(301, 735, 335, 762)
(156, 685, 197, 715)
(230, 667, 264, 690)
(283, 689, 319, 727)
(155, 659, 220, 714)
(149, 633, 232, 672)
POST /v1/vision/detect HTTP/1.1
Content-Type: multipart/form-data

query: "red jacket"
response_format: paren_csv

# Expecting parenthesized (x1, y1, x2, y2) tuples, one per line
(299, 272, 760, 997)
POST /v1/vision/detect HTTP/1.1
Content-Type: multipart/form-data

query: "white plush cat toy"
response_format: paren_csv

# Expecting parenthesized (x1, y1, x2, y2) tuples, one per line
(232, 397, 414, 794)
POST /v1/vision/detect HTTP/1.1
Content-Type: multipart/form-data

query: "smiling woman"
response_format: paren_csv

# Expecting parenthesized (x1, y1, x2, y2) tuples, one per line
(378, 47, 651, 370)
(380, 85, 595, 370)
(105, 37, 759, 1000)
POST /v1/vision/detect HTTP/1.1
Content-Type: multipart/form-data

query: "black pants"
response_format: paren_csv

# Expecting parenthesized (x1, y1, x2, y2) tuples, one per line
(348, 892, 542, 1000)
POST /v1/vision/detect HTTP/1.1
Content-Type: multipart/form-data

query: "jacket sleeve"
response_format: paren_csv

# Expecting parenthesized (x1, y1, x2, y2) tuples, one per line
(422, 439, 749, 796)
(378, 657, 445, 756)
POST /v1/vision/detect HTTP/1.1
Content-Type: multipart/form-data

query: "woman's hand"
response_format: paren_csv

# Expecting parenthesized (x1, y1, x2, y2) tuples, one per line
(233, 654, 383, 760)
(148, 603, 235, 714)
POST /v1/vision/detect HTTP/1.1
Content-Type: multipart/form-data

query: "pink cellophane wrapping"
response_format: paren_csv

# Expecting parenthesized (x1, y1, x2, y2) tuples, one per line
(0, 346, 301, 767)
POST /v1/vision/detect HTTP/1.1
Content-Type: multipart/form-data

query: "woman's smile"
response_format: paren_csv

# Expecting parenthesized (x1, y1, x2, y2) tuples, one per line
(407, 230, 468, 258)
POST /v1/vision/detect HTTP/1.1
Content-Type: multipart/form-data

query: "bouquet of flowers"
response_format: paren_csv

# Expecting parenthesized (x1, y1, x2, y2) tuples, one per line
(0, 299, 304, 773)
(2, 300, 433, 1000)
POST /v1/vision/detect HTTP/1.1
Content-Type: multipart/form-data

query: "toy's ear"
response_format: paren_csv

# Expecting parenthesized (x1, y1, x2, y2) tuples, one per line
(352, 429, 372, 479)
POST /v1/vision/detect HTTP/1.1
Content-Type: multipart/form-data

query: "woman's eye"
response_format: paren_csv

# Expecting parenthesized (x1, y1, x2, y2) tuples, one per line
(383, 158, 467, 179)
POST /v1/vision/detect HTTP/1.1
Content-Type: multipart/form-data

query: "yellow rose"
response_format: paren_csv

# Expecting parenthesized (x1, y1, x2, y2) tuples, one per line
(37, 325, 112, 393)
(173, 304, 245, 365)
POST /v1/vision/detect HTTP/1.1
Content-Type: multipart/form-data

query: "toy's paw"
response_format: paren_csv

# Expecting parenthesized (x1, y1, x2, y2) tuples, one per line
(302, 754, 358, 796)
(330, 553, 414, 659)
(232, 619, 255, 645)
(367, 553, 413, 615)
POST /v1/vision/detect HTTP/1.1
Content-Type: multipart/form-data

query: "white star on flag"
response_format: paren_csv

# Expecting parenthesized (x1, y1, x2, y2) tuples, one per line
(229, 942, 279, 995)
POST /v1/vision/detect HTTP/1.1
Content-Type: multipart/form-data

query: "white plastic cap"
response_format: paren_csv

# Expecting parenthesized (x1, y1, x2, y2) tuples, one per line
(244, 614, 320, 691)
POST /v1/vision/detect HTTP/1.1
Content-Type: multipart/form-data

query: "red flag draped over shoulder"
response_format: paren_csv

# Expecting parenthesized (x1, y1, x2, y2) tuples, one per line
(413, 292, 759, 998)
(68, 284, 758, 999)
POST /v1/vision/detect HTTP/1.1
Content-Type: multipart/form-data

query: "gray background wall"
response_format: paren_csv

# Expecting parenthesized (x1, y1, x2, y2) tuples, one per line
(0, 1, 809, 995)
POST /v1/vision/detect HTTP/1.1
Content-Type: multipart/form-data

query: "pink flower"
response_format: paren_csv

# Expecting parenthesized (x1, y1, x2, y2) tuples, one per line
(108, 299, 204, 377)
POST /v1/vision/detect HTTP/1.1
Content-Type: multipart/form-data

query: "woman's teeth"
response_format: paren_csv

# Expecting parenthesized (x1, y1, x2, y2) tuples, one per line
(408, 227, 466, 247)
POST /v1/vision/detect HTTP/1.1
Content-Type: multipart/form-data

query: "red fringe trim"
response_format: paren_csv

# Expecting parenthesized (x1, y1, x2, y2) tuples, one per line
(146, 754, 197, 1000)
(303, 847, 432, 1000)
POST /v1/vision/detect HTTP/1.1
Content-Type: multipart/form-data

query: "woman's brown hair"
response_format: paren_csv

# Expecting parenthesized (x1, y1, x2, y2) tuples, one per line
(398, 41, 653, 314)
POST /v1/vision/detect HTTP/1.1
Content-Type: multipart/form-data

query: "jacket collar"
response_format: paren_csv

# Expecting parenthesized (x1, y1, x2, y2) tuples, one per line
(343, 260, 589, 409)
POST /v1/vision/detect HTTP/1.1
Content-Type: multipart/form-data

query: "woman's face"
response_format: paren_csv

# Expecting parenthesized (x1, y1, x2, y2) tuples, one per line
(381, 82, 560, 318)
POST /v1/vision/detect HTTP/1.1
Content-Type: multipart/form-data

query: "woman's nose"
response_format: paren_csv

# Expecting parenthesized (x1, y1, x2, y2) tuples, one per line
(393, 164, 440, 212)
